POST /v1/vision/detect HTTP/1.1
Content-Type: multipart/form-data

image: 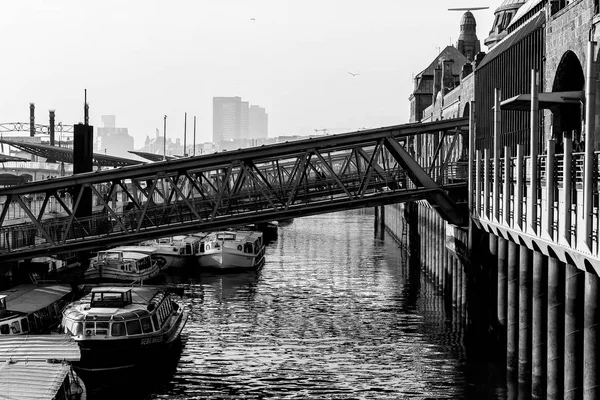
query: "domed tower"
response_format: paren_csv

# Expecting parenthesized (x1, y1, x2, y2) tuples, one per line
(456, 11, 481, 62)
(484, 0, 526, 49)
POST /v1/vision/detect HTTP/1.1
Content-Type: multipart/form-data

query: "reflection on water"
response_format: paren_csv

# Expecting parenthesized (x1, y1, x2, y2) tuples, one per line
(84, 211, 506, 399)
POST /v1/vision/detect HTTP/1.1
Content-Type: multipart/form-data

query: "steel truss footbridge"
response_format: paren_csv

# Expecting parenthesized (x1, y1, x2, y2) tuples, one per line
(0, 118, 468, 262)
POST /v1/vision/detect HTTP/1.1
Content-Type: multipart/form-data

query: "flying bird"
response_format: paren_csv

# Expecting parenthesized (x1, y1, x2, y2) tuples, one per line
(250, 17, 256, 21)
(348, 72, 360, 76)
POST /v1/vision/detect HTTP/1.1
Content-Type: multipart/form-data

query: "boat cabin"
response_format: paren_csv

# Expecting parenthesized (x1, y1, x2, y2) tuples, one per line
(90, 287, 132, 308)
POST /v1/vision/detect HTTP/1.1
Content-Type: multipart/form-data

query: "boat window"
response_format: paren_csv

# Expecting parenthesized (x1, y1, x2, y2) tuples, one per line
(20, 318, 29, 333)
(10, 321, 20, 334)
(152, 314, 159, 330)
(141, 317, 153, 333)
(96, 322, 109, 335)
(0, 324, 9, 334)
(111, 322, 126, 337)
(126, 320, 142, 335)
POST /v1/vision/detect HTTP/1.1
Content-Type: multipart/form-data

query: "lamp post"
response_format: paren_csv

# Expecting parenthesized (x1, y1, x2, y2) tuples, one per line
(163, 115, 167, 161)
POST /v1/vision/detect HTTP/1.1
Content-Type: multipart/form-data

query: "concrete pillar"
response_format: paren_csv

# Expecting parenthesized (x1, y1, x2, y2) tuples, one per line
(453, 255, 458, 307)
(565, 263, 584, 400)
(498, 236, 508, 357)
(519, 247, 533, 386)
(489, 234, 499, 345)
(547, 257, 565, 399)
(532, 250, 547, 399)
(507, 240, 520, 373)
(584, 271, 599, 400)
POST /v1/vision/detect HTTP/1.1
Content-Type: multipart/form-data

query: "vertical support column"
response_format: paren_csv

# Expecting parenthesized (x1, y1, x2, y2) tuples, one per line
(468, 101, 476, 215)
(584, 40, 597, 251)
(562, 131, 573, 245)
(453, 254, 459, 307)
(516, 145, 524, 229)
(532, 250, 547, 399)
(565, 264, 584, 400)
(507, 240, 520, 374)
(545, 139, 556, 238)
(519, 246, 532, 386)
(547, 257, 564, 400)
(529, 69, 539, 234)
(498, 236, 508, 358)
(504, 146, 512, 226)
(49, 110, 55, 147)
(489, 233, 499, 348)
(493, 88, 501, 221)
(584, 271, 599, 399)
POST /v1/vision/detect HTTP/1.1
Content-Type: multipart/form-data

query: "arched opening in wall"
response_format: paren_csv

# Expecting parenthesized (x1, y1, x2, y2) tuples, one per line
(551, 51, 585, 143)
(459, 103, 471, 160)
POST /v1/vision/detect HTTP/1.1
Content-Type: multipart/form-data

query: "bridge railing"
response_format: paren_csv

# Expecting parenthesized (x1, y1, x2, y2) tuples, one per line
(474, 137, 600, 268)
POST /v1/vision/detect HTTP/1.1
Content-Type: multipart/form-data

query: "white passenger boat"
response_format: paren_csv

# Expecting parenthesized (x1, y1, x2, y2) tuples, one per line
(139, 234, 204, 269)
(61, 286, 188, 372)
(197, 230, 265, 271)
(84, 247, 161, 283)
(0, 284, 74, 335)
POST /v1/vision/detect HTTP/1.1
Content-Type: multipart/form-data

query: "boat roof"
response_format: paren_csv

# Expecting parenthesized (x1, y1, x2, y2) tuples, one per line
(111, 245, 158, 254)
(0, 284, 71, 314)
(208, 230, 263, 240)
(0, 361, 73, 400)
(0, 334, 81, 363)
(98, 249, 150, 260)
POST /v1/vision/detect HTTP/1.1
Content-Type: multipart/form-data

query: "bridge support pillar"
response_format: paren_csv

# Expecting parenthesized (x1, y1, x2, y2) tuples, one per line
(584, 271, 599, 400)
(452, 253, 458, 308)
(498, 236, 508, 359)
(565, 263, 584, 400)
(532, 250, 547, 399)
(507, 240, 520, 374)
(518, 246, 532, 386)
(547, 256, 565, 399)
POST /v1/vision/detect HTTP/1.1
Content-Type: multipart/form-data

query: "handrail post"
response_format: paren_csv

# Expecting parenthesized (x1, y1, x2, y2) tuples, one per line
(516, 145, 524, 230)
(529, 69, 539, 234)
(484, 149, 491, 219)
(476, 149, 482, 216)
(545, 139, 556, 239)
(493, 88, 502, 222)
(562, 131, 573, 246)
(584, 40, 596, 250)
(504, 146, 512, 226)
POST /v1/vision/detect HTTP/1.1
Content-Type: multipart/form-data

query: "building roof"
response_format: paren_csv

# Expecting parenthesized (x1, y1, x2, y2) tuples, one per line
(477, 10, 545, 70)
(413, 46, 469, 95)
(508, 0, 543, 29)
(128, 150, 176, 162)
(0, 139, 145, 167)
(501, 90, 584, 110)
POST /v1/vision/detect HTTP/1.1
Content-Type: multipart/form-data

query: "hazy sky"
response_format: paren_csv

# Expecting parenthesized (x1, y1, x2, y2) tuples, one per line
(0, 1, 496, 149)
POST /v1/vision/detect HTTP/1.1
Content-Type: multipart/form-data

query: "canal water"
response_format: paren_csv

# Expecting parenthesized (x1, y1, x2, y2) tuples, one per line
(85, 210, 506, 399)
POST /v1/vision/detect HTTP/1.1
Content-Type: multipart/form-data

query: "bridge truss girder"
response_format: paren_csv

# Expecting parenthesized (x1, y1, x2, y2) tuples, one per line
(0, 118, 468, 261)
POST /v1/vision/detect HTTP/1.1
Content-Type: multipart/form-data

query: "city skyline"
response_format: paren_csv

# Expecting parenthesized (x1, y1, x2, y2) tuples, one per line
(0, 1, 494, 149)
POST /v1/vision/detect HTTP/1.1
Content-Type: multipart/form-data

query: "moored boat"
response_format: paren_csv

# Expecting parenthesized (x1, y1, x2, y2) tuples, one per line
(84, 248, 161, 284)
(61, 286, 188, 372)
(139, 234, 204, 269)
(197, 230, 265, 271)
(0, 283, 75, 335)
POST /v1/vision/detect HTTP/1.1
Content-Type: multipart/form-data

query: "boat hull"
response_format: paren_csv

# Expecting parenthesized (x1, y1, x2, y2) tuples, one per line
(198, 249, 264, 271)
(74, 310, 187, 372)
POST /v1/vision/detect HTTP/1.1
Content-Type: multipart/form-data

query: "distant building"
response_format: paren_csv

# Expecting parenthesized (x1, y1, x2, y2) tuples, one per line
(213, 97, 268, 150)
(249, 105, 268, 139)
(94, 115, 134, 158)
